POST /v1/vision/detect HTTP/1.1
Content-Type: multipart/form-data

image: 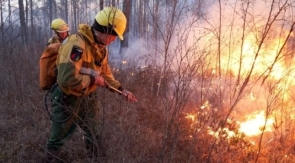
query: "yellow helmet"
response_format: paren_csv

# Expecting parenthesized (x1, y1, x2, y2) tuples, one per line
(94, 7, 127, 40)
(51, 18, 69, 33)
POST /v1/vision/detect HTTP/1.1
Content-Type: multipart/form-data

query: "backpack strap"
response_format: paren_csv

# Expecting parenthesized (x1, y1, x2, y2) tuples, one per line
(77, 32, 93, 47)
(76, 32, 106, 67)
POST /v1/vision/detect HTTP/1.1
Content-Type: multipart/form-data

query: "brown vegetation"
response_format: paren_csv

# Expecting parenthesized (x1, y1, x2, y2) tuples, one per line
(2, 0, 295, 163)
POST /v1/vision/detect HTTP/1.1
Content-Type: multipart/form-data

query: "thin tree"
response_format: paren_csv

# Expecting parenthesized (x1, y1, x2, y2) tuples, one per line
(48, 0, 53, 25)
(100, 0, 103, 10)
(120, 0, 131, 52)
(8, 0, 11, 24)
(30, 0, 33, 41)
(0, 0, 3, 52)
(72, 0, 78, 30)
(64, 0, 69, 22)
(25, 0, 28, 26)
(0, 0, 3, 28)
(18, 0, 27, 44)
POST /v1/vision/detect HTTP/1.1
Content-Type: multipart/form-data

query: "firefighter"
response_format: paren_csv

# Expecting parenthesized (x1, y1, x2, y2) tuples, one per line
(39, 18, 70, 90)
(44, 7, 137, 162)
(48, 18, 70, 44)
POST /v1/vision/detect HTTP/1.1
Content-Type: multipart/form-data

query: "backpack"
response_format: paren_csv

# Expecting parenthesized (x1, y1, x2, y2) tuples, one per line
(39, 33, 92, 90)
(39, 43, 62, 90)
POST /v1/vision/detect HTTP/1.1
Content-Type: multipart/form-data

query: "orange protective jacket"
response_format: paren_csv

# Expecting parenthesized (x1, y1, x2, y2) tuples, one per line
(56, 24, 121, 96)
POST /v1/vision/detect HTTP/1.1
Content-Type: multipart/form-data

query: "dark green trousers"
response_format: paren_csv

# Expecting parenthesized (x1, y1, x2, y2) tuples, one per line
(46, 85, 100, 153)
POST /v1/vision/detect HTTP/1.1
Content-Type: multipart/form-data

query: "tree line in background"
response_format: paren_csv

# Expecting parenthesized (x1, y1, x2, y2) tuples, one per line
(0, 0, 204, 101)
(2, 0, 295, 162)
(0, 0, 202, 52)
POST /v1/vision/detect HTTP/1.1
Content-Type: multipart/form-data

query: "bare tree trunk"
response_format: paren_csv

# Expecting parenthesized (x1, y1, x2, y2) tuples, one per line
(18, 0, 27, 99)
(0, 0, 3, 52)
(112, 0, 116, 7)
(152, 0, 159, 94)
(153, 0, 159, 42)
(48, 0, 52, 24)
(120, 0, 131, 52)
(133, 1, 139, 37)
(217, 0, 222, 105)
(84, 1, 89, 23)
(8, 0, 11, 24)
(25, 0, 28, 26)
(71, 0, 77, 31)
(18, 0, 27, 44)
(30, 0, 33, 40)
(156, 0, 178, 97)
(65, 0, 68, 23)
(53, 0, 57, 18)
(139, 0, 143, 38)
(144, 0, 148, 41)
(100, 0, 104, 10)
(0, 1, 3, 26)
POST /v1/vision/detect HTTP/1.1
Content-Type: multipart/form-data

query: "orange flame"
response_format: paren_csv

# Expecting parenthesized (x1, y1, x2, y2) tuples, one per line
(238, 111, 274, 137)
(217, 31, 294, 81)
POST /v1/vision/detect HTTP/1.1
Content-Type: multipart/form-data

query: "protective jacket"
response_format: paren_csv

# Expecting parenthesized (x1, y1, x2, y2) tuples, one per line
(47, 35, 62, 45)
(56, 24, 121, 96)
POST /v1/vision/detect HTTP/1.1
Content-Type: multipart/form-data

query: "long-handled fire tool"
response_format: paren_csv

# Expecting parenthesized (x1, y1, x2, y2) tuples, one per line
(107, 85, 128, 97)
(79, 67, 128, 97)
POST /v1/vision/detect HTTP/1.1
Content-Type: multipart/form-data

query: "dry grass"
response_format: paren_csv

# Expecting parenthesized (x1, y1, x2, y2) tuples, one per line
(1, 44, 295, 163)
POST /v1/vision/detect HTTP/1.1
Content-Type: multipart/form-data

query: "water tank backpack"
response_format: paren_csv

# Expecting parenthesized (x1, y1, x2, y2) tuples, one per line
(39, 43, 61, 90)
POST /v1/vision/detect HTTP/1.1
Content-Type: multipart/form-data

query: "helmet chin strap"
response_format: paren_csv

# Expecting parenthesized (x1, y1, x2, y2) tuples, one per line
(91, 27, 105, 45)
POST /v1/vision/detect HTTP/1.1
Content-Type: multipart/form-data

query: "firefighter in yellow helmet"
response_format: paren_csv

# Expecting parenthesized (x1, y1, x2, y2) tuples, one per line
(48, 18, 69, 44)
(44, 7, 137, 162)
(39, 18, 70, 91)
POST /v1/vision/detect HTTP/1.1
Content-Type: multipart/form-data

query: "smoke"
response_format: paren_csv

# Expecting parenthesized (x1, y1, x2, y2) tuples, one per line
(110, 0, 295, 120)
(119, 38, 152, 69)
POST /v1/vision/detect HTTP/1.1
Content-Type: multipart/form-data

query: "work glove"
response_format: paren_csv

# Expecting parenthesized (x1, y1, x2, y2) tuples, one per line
(94, 75, 106, 87)
(122, 89, 138, 102)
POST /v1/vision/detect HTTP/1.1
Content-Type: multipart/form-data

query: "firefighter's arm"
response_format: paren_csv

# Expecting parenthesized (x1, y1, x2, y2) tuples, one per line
(57, 43, 92, 90)
(101, 62, 137, 102)
(101, 63, 121, 89)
